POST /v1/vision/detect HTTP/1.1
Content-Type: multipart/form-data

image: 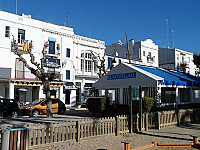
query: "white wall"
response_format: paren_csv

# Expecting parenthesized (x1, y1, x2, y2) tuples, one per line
(138, 39, 159, 67)
(175, 49, 196, 75)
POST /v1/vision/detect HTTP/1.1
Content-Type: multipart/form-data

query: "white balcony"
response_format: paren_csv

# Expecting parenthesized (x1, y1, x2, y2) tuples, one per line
(11, 40, 34, 52)
(75, 69, 99, 79)
(15, 70, 38, 80)
(181, 60, 189, 65)
(147, 56, 155, 63)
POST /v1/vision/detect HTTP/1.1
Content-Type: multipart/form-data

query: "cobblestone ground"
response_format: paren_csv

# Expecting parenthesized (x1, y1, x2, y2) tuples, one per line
(33, 124, 200, 150)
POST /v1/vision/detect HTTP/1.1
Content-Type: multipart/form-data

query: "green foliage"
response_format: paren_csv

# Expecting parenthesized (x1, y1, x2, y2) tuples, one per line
(86, 97, 107, 113)
(142, 97, 154, 112)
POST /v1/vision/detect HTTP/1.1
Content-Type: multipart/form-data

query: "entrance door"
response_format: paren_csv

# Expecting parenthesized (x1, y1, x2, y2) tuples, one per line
(19, 91, 26, 104)
(76, 82, 81, 104)
(65, 91, 70, 104)
(32, 87, 39, 102)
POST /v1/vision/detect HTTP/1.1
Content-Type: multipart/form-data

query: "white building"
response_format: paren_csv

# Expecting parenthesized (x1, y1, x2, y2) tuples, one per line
(159, 48, 197, 76)
(106, 39, 159, 68)
(0, 10, 105, 106)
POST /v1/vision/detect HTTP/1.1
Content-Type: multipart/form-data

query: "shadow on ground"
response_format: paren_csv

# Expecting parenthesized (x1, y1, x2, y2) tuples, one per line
(0, 109, 92, 127)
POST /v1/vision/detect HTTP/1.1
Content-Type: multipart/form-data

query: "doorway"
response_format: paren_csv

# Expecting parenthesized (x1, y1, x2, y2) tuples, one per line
(65, 90, 70, 104)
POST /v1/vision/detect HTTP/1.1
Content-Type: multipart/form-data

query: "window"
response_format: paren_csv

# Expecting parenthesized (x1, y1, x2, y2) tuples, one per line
(119, 59, 121, 63)
(182, 56, 184, 63)
(88, 53, 91, 59)
(49, 41, 55, 54)
(66, 70, 70, 79)
(85, 60, 91, 72)
(81, 60, 84, 71)
(18, 29, 25, 44)
(188, 57, 190, 63)
(177, 54, 179, 60)
(143, 51, 145, 56)
(108, 57, 112, 68)
(161, 87, 176, 103)
(81, 52, 93, 72)
(66, 48, 70, 57)
(148, 52, 151, 58)
(5, 26, 10, 38)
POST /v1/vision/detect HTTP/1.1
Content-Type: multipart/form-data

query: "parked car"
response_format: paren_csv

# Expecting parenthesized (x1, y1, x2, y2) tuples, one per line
(20, 98, 66, 117)
(0, 98, 19, 118)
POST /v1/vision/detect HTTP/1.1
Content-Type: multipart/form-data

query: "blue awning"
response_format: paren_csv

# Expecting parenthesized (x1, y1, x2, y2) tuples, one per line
(65, 82, 74, 86)
(48, 37, 56, 42)
(64, 82, 76, 90)
(84, 83, 93, 87)
(133, 65, 192, 86)
(171, 71, 200, 86)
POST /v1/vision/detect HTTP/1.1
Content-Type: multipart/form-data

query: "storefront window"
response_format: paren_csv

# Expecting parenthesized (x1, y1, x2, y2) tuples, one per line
(161, 87, 176, 103)
(179, 88, 190, 102)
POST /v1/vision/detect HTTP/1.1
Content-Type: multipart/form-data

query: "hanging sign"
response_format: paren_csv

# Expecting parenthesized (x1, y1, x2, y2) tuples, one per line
(44, 58, 61, 68)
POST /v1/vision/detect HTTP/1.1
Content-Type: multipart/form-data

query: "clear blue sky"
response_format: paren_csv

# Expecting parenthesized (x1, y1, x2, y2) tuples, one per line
(1, 0, 200, 53)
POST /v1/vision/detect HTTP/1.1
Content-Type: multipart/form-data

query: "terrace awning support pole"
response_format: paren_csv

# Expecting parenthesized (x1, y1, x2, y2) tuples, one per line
(175, 86, 180, 126)
(139, 86, 142, 131)
(129, 85, 133, 133)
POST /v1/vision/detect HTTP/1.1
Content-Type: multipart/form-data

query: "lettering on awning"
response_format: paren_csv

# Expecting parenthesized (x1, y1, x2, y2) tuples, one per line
(107, 72, 136, 80)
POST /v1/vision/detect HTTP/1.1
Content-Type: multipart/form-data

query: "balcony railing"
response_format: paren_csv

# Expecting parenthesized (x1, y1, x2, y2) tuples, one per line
(181, 60, 189, 65)
(11, 40, 34, 52)
(15, 70, 38, 80)
(75, 69, 99, 79)
(147, 56, 155, 63)
(15, 70, 63, 81)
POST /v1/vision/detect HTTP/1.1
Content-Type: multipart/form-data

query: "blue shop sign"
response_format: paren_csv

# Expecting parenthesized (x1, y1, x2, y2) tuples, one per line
(44, 58, 61, 68)
(107, 72, 136, 80)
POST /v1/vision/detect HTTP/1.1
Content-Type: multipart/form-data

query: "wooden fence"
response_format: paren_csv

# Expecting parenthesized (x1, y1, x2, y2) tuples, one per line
(132, 109, 194, 131)
(157, 109, 193, 129)
(19, 115, 128, 149)
(77, 117, 116, 142)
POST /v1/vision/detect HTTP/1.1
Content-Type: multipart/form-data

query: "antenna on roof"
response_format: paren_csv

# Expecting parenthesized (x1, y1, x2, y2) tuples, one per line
(170, 29, 175, 49)
(67, 11, 69, 26)
(165, 19, 169, 49)
(16, 0, 18, 14)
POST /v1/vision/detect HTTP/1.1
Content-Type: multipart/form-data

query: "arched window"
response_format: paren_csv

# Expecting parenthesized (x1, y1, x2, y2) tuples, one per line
(81, 52, 92, 72)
